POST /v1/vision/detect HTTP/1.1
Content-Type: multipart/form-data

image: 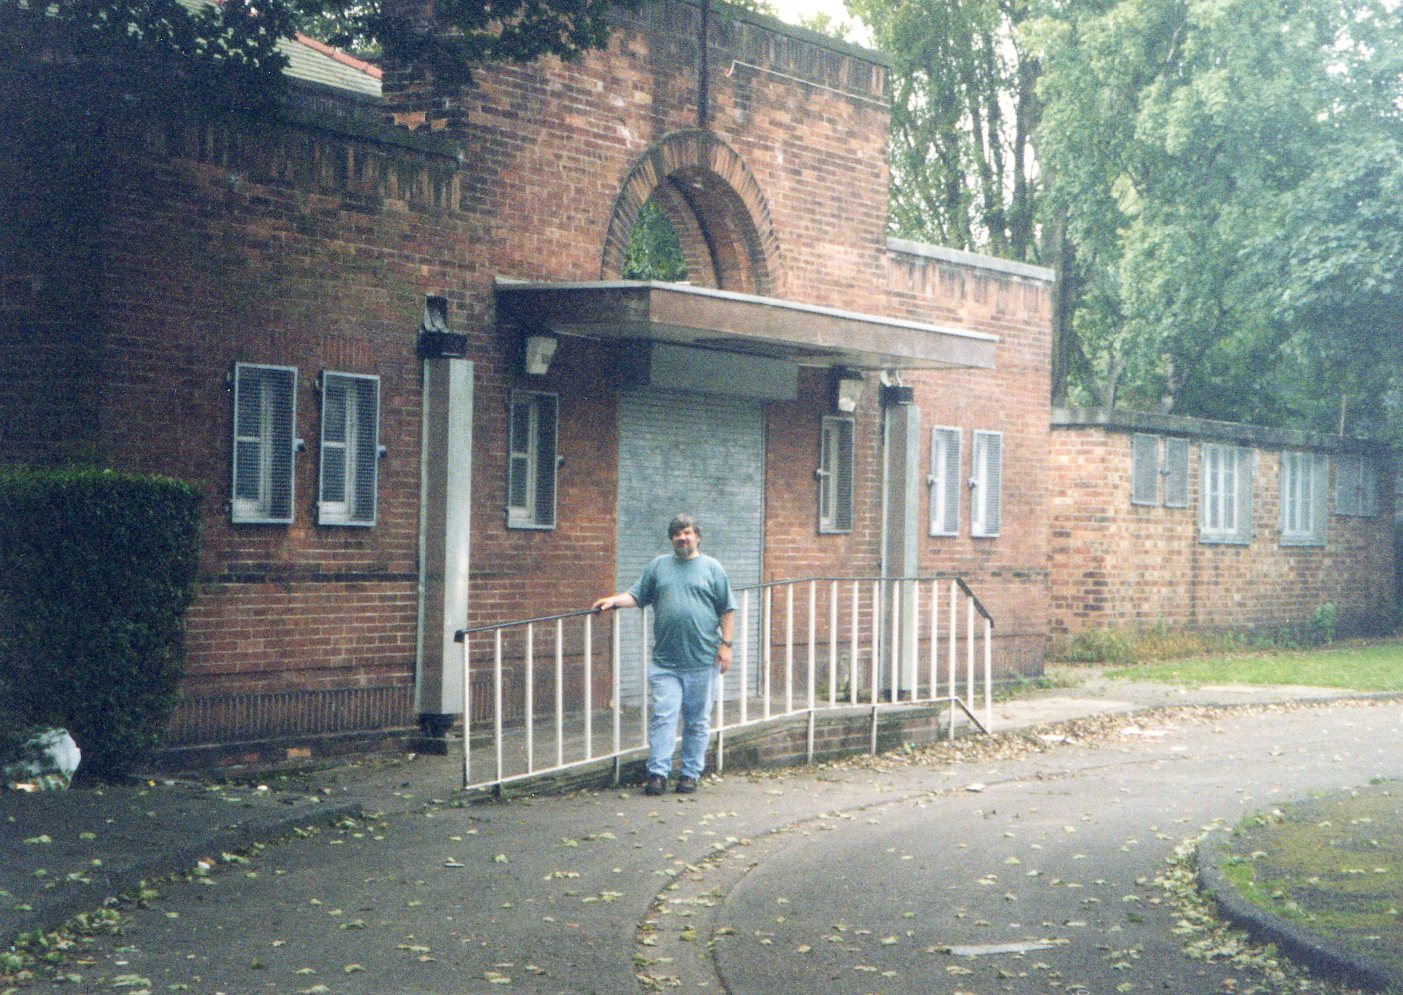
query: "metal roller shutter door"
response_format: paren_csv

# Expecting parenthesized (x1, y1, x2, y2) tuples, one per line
(615, 387, 765, 704)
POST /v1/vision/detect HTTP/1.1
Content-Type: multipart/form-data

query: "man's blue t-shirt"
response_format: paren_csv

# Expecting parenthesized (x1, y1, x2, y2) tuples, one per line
(628, 553, 736, 670)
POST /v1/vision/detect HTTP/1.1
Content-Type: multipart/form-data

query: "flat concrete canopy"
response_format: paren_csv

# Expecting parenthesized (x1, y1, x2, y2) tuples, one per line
(495, 279, 998, 371)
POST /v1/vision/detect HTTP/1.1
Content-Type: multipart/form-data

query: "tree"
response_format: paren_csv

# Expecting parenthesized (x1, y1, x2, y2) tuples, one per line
(847, 0, 1041, 261)
(1029, 0, 1402, 426)
(623, 200, 689, 281)
(0, 0, 633, 117)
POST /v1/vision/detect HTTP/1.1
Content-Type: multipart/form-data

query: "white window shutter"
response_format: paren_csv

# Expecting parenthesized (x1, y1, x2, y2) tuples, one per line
(1333, 456, 1357, 516)
(1131, 434, 1159, 506)
(1234, 447, 1255, 543)
(819, 416, 854, 534)
(1164, 437, 1190, 508)
(834, 417, 854, 532)
(507, 394, 533, 517)
(1361, 459, 1378, 516)
(1311, 452, 1329, 539)
(928, 426, 960, 536)
(534, 392, 558, 528)
(318, 372, 380, 526)
(232, 363, 297, 525)
(972, 430, 1002, 538)
(507, 390, 559, 529)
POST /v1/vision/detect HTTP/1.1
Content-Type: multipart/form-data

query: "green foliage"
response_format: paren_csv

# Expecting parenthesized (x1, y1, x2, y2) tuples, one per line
(1310, 602, 1337, 646)
(0, 0, 634, 118)
(1219, 782, 1403, 979)
(1028, 0, 1403, 428)
(1105, 639, 1403, 692)
(850, 0, 1040, 261)
(622, 200, 688, 282)
(0, 468, 201, 780)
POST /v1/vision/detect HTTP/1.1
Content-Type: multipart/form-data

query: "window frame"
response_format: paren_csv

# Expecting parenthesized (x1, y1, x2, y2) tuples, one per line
(1199, 442, 1254, 545)
(317, 371, 381, 527)
(817, 414, 855, 534)
(969, 429, 1003, 538)
(506, 389, 559, 530)
(230, 362, 299, 525)
(928, 426, 962, 537)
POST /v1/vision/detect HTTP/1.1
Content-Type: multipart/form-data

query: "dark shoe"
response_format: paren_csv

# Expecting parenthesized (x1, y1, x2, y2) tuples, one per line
(644, 774, 667, 796)
(675, 776, 698, 794)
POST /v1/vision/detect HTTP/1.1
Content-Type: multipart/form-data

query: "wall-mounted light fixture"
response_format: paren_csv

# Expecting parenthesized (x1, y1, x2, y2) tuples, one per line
(417, 295, 467, 358)
(523, 334, 558, 376)
(831, 368, 865, 413)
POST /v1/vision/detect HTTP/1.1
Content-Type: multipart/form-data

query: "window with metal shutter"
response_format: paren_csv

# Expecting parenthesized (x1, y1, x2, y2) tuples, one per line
(971, 430, 1002, 538)
(928, 426, 961, 536)
(1164, 437, 1190, 508)
(231, 363, 298, 525)
(318, 372, 380, 526)
(1131, 434, 1159, 506)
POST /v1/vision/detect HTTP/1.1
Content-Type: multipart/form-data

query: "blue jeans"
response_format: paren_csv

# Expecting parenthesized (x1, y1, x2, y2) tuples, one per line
(647, 665, 717, 779)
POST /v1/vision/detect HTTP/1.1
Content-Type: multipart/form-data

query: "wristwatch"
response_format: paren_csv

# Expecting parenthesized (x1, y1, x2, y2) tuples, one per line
(719, 639, 732, 647)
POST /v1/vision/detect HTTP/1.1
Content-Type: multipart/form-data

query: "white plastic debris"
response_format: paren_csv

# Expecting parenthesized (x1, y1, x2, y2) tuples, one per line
(4, 728, 81, 792)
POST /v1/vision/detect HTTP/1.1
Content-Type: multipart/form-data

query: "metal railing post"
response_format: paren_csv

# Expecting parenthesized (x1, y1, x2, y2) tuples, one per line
(984, 616, 994, 731)
(739, 591, 750, 725)
(524, 623, 535, 772)
(554, 619, 564, 768)
(928, 581, 939, 703)
(493, 629, 504, 784)
(584, 613, 594, 761)
(611, 611, 621, 781)
(967, 597, 976, 719)
(870, 580, 881, 706)
(785, 583, 795, 715)
(807, 581, 816, 712)
(763, 586, 773, 720)
(889, 579, 900, 703)
(461, 634, 471, 789)
(716, 660, 726, 774)
(948, 580, 958, 739)
(641, 608, 651, 747)
(828, 580, 838, 709)
(850, 581, 860, 703)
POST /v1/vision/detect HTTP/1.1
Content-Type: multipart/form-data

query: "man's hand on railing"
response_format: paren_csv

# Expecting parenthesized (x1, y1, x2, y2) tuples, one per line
(592, 593, 638, 613)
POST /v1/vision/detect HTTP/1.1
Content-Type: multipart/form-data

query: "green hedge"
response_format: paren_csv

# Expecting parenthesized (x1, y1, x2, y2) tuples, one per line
(0, 467, 201, 780)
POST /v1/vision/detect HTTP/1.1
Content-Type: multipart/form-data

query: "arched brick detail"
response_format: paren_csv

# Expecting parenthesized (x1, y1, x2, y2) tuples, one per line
(601, 130, 783, 295)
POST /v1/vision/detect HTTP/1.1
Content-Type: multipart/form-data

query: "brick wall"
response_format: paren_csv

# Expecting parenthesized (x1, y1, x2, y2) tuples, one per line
(2, 2, 1054, 762)
(1049, 411, 1396, 637)
(891, 248, 1055, 677)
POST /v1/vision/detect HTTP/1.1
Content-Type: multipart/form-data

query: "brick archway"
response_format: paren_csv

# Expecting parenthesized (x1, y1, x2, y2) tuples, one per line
(601, 131, 782, 296)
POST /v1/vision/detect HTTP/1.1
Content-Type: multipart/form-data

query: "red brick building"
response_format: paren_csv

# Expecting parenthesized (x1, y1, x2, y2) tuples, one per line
(2, 3, 1054, 765)
(1049, 409, 1395, 638)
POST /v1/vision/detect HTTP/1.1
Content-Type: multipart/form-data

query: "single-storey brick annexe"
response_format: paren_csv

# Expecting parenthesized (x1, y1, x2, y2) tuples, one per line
(1049, 409, 1395, 638)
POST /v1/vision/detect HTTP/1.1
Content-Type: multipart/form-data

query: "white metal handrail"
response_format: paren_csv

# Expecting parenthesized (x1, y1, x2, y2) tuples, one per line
(454, 576, 994, 792)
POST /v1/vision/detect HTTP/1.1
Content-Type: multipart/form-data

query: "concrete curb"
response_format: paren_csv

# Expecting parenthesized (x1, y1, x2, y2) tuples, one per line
(3, 800, 361, 951)
(1196, 826, 1401, 992)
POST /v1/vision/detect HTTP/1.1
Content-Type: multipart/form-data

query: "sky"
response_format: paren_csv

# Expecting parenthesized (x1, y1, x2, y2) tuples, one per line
(767, 0, 873, 44)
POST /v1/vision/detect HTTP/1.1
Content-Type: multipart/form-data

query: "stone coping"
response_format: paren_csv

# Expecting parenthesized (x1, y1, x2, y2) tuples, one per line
(1053, 407, 1393, 456)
